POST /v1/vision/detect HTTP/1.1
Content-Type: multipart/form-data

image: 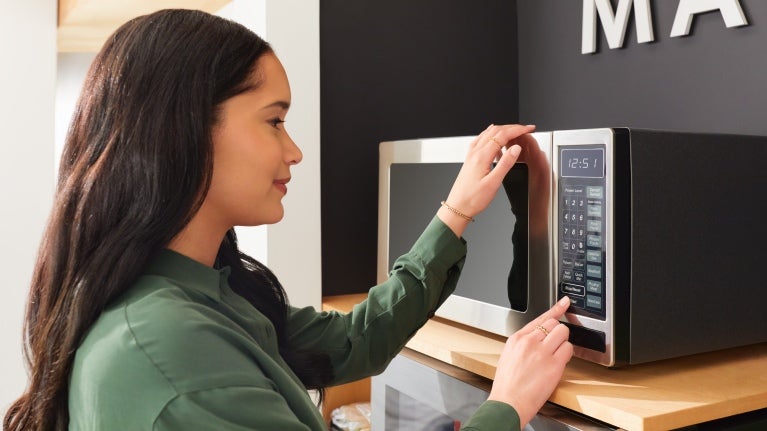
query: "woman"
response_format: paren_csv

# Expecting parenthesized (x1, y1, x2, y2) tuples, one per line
(4, 9, 572, 431)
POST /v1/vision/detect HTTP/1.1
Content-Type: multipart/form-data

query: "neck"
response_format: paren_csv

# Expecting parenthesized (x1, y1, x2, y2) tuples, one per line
(167, 210, 229, 267)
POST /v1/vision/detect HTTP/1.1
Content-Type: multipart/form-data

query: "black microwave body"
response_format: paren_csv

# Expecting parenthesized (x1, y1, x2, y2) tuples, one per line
(554, 128, 767, 366)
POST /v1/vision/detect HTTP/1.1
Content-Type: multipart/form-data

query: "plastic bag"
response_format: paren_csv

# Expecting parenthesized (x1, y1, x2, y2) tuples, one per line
(330, 402, 371, 431)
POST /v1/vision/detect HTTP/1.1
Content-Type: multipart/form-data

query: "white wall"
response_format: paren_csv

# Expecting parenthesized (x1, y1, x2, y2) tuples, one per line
(56, 53, 95, 171)
(262, 0, 322, 310)
(0, 0, 57, 413)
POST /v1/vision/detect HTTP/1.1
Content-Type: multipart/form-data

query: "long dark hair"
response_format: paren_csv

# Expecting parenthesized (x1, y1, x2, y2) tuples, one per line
(4, 9, 331, 431)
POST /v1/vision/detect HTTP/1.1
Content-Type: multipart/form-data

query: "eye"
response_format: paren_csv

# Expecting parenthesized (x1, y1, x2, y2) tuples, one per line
(269, 118, 286, 128)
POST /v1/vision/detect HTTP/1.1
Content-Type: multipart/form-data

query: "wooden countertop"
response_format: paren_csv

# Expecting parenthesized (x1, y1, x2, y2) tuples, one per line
(324, 294, 767, 431)
(408, 317, 767, 431)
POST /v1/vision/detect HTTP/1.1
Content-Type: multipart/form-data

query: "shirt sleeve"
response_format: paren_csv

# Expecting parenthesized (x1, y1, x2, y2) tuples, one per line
(460, 401, 521, 431)
(153, 386, 312, 431)
(285, 216, 467, 385)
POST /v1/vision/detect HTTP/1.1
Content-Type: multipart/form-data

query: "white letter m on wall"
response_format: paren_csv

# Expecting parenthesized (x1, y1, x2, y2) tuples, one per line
(582, 0, 654, 54)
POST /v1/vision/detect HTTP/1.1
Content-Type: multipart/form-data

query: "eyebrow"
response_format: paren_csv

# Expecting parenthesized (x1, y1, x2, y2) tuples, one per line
(261, 100, 291, 111)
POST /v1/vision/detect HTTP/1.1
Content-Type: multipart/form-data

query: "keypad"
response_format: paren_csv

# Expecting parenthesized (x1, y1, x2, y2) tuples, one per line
(558, 146, 606, 320)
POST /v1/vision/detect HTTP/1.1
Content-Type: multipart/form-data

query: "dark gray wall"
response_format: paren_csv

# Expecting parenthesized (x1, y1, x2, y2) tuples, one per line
(319, 1, 766, 297)
(518, 0, 767, 135)
(320, 1, 519, 295)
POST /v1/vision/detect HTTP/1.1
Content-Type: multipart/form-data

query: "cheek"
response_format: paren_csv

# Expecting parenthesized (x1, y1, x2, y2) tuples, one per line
(209, 141, 278, 207)
(205, 141, 248, 208)
(207, 125, 287, 211)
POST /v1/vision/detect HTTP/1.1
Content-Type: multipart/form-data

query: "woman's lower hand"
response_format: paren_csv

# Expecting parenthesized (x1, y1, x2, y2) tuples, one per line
(437, 124, 536, 237)
(488, 296, 574, 428)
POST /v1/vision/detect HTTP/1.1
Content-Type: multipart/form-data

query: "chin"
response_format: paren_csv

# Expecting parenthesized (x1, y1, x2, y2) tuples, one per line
(238, 205, 285, 227)
(260, 207, 285, 225)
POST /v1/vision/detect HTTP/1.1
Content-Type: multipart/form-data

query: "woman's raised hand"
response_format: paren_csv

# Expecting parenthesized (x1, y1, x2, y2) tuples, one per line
(437, 124, 536, 237)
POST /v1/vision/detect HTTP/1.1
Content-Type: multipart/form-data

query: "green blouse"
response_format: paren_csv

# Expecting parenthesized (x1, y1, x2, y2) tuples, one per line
(68, 217, 520, 430)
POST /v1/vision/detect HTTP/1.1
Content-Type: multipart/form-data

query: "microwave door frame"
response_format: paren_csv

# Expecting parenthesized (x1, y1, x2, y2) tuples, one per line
(437, 132, 553, 337)
(378, 133, 554, 338)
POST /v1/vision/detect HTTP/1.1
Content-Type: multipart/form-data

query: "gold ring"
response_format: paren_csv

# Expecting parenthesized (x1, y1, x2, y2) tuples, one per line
(535, 325, 550, 336)
(489, 136, 503, 148)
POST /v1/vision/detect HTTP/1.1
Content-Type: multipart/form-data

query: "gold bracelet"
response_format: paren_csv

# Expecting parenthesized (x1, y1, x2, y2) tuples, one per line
(440, 201, 475, 222)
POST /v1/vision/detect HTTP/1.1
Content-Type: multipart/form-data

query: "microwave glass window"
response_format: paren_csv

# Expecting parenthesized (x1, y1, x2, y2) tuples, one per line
(389, 163, 529, 311)
(561, 148, 605, 178)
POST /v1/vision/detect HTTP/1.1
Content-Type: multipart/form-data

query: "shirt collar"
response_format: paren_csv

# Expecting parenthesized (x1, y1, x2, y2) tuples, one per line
(144, 249, 231, 301)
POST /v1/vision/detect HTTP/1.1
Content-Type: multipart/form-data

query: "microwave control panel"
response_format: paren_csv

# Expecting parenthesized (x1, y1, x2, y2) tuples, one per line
(557, 145, 606, 320)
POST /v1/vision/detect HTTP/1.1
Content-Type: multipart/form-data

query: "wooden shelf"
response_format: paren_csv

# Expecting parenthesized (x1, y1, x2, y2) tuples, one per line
(321, 293, 367, 314)
(321, 293, 767, 429)
(58, 0, 231, 52)
(406, 317, 767, 431)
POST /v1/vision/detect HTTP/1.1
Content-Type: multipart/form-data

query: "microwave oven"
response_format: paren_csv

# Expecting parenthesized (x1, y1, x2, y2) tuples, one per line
(378, 128, 767, 367)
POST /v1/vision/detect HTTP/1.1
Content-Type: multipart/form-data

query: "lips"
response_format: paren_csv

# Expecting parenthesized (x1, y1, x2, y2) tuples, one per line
(274, 177, 290, 194)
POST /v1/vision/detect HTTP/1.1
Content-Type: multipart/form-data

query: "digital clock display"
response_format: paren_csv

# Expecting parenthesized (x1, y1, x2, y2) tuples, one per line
(561, 148, 605, 178)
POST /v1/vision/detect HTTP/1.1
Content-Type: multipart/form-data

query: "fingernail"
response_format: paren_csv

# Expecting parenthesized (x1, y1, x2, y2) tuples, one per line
(558, 296, 570, 307)
(509, 145, 521, 157)
(526, 124, 536, 128)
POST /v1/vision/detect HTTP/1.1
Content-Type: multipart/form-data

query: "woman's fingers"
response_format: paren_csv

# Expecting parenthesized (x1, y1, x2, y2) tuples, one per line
(527, 317, 570, 355)
(490, 124, 536, 145)
(469, 124, 497, 149)
(541, 320, 571, 352)
(553, 337, 575, 364)
(477, 124, 535, 154)
(522, 296, 570, 333)
(488, 143, 522, 182)
(484, 125, 536, 180)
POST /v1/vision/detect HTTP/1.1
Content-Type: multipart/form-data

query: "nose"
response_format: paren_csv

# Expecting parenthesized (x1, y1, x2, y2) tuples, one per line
(284, 132, 303, 165)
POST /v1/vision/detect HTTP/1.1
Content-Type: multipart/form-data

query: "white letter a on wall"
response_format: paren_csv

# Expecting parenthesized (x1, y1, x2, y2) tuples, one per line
(670, 0, 749, 38)
(582, 0, 654, 54)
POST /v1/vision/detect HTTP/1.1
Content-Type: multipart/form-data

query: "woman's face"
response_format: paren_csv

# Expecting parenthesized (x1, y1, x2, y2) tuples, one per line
(204, 54, 302, 229)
